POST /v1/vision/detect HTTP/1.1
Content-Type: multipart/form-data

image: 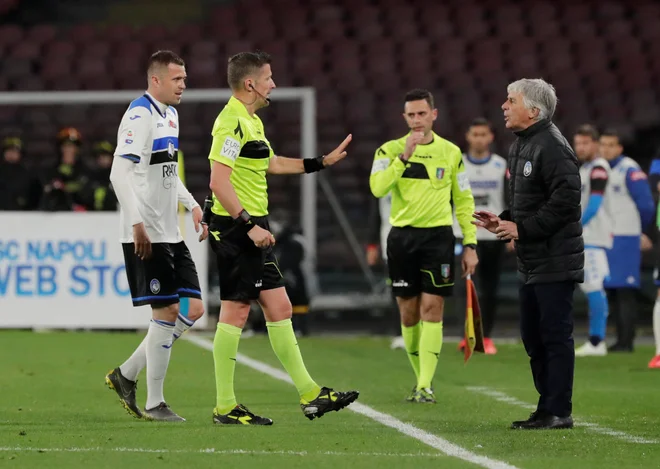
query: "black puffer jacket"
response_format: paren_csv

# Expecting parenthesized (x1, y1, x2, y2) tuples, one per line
(500, 119, 584, 284)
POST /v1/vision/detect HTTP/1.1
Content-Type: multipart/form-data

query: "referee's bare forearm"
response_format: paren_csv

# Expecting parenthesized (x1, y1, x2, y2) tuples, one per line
(210, 161, 244, 218)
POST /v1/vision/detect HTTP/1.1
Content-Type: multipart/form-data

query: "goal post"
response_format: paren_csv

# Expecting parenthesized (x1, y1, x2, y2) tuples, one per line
(0, 87, 320, 291)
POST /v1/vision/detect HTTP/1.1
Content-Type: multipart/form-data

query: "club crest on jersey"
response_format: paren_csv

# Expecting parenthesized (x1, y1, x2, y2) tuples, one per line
(436, 168, 445, 179)
(167, 140, 176, 159)
(169, 120, 177, 129)
(523, 161, 532, 177)
(441, 264, 450, 280)
(150, 279, 161, 294)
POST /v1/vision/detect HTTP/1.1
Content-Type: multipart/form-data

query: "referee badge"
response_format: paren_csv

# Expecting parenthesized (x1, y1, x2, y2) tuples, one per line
(436, 168, 445, 179)
(523, 161, 532, 177)
(441, 264, 450, 280)
(150, 279, 161, 294)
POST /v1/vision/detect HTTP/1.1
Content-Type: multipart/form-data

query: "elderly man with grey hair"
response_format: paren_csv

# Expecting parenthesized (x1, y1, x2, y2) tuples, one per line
(473, 78, 584, 430)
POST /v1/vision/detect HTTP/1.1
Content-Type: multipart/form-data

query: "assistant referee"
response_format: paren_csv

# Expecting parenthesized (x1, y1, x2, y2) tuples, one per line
(370, 89, 478, 403)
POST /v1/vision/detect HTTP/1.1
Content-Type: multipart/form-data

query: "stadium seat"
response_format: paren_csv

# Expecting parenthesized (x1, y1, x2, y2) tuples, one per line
(2, 0, 658, 266)
(25, 24, 57, 45)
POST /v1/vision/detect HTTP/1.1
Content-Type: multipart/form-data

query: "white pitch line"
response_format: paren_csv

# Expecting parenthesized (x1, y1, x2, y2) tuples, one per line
(466, 386, 658, 444)
(0, 447, 443, 458)
(184, 334, 520, 469)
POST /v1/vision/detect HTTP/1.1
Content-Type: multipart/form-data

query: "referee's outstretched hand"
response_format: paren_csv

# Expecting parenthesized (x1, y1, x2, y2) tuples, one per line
(322, 134, 352, 168)
(133, 223, 152, 260)
(248, 225, 276, 249)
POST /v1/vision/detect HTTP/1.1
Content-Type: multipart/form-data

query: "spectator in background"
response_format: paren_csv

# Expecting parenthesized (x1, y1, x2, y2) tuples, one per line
(600, 129, 654, 352)
(87, 140, 118, 211)
(0, 136, 41, 210)
(40, 127, 91, 211)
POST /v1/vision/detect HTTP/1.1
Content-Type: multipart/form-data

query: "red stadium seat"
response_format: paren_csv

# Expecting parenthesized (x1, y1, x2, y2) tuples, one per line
(66, 23, 97, 43)
(562, 4, 592, 23)
(25, 24, 57, 45)
(0, 25, 22, 49)
(9, 41, 41, 60)
(44, 40, 76, 59)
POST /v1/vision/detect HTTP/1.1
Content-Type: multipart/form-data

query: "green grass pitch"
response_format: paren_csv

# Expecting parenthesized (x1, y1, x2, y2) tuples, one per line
(1, 330, 659, 469)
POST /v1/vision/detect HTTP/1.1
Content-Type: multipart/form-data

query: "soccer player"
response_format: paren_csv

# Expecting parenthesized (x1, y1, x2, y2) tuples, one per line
(648, 151, 660, 368)
(207, 51, 358, 425)
(454, 118, 507, 355)
(572, 125, 614, 356)
(600, 129, 654, 352)
(105, 51, 208, 421)
(370, 89, 478, 403)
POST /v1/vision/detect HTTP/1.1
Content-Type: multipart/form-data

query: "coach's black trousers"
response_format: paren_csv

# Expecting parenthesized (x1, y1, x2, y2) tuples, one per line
(519, 281, 576, 418)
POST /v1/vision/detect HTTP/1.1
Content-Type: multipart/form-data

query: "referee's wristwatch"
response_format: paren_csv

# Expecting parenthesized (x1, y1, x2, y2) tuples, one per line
(464, 244, 477, 251)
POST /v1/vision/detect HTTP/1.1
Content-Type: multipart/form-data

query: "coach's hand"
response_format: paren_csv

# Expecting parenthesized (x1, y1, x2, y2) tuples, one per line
(323, 134, 353, 168)
(495, 221, 519, 241)
(192, 206, 209, 242)
(472, 210, 501, 234)
(462, 247, 478, 278)
(133, 223, 152, 260)
(248, 225, 276, 249)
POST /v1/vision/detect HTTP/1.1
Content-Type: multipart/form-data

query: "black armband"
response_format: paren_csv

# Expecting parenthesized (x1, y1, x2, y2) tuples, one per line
(201, 195, 213, 225)
(303, 155, 326, 173)
(234, 209, 256, 233)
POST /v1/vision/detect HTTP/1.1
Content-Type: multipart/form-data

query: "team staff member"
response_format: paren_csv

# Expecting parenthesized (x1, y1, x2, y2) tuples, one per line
(207, 51, 358, 425)
(599, 129, 654, 352)
(475, 78, 583, 430)
(370, 89, 478, 403)
(454, 117, 507, 355)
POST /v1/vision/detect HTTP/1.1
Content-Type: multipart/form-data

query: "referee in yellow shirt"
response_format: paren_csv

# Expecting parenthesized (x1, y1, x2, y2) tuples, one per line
(207, 50, 358, 425)
(370, 89, 478, 403)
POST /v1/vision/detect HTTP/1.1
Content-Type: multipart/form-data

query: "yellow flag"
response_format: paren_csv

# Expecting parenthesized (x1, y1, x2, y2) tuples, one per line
(464, 275, 477, 363)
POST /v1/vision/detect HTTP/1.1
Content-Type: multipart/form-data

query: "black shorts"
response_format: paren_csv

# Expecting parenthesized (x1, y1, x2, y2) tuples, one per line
(386, 226, 455, 297)
(208, 215, 285, 301)
(122, 241, 202, 307)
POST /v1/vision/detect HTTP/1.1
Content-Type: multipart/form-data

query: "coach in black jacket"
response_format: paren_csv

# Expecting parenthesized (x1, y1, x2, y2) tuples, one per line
(474, 78, 584, 430)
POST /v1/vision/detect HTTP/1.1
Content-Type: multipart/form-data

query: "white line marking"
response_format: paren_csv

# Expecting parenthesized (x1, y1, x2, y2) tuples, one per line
(0, 447, 443, 458)
(466, 386, 658, 444)
(185, 334, 521, 469)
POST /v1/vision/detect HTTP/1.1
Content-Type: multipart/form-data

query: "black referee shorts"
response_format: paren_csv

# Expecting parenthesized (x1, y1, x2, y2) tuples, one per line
(208, 215, 285, 301)
(121, 241, 202, 307)
(386, 226, 455, 298)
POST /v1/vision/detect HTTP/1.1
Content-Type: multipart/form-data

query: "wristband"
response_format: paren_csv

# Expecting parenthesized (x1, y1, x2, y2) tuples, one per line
(464, 243, 477, 250)
(398, 153, 407, 163)
(234, 209, 256, 233)
(303, 155, 325, 173)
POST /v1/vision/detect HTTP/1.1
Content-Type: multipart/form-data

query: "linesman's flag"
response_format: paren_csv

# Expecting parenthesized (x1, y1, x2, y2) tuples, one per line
(464, 274, 485, 363)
